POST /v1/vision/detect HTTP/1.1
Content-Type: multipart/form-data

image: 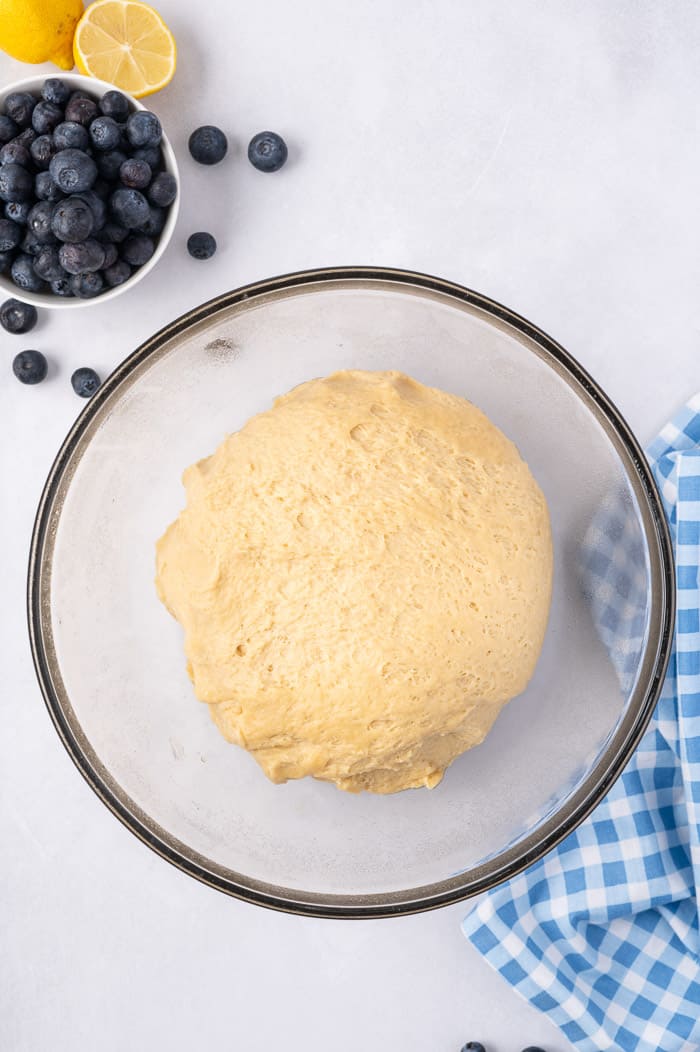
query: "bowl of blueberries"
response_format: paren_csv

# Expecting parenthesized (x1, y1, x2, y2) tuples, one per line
(0, 72, 179, 307)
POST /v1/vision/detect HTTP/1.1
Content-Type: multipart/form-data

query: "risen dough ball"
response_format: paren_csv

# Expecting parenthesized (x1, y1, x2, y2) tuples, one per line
(156, 370, 552, 793)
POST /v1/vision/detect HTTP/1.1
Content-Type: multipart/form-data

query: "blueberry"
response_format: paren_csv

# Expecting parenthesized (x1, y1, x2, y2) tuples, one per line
(89, 115, 121, 152)
(188, 125, 227, 165)
(21, 230, 44, 257)
(0, 297, 37, 333)
(96, 148, 127, 181)
(137, 205, 165, 237)
(4, 92, 36, 128)
(118, 158, 151, 189)
(460, 1044, 486, 1052)
(13, 349, 47, 385)
(51, 196, 94, 242)
(27, 201, 57, 244)
(50, 276, 73, 297)
(248, 131, 288, 172)
(53, 121, 89, 152)
(75, 190, 106, 231)
(99, 90, 130, 121)
(103, 259, 131, 287)
(0, 163, 33, 202)
(70, 366, 100, 397)
(110, 187, 149, 228)
(520, 1048, 546, 1051)
(35, 171, 64, 203)
(59, 239, 105, 274)
(0, 114, 18, 143)
(0, 141, 31, 167)
(10, 253, 46, 292)
(121, 234, 154, 266)
(0, 250, 12, 273)
(49, 149, 97, 193)
(13, 127, 36, 149)
(42, 79, 71, 107)
(126, 110, 162, 148)
(69, 271, 104, 298)
(0, 217, 22, 251)
(147, 171, 176, 207)
(30, 134, 56, 170)
(65, 94, 98, 126)
(32, 100, 63, 135)
(187, 231, 216, 259)
(132, 145, 162, 170)
(101, 242, 119, 269)
(5, 200, 31, 223)
(96, 221, 128, 245)
(33, 244, 65, 282)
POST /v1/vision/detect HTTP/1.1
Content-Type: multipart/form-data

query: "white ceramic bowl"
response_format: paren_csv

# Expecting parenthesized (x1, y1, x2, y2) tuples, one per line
(0, 72, 179, 309)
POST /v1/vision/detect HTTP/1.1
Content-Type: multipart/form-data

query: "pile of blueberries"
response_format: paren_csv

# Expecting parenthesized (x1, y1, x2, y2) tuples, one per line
(0, 78, 177, 299)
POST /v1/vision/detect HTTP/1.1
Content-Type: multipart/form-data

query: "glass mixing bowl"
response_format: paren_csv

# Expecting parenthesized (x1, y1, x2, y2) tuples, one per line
(28, 267, 674, 917)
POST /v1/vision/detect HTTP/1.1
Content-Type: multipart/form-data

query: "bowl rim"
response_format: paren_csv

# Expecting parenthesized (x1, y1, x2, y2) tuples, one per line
(26, 266, 676, 918)
(0, 71, 179, 309)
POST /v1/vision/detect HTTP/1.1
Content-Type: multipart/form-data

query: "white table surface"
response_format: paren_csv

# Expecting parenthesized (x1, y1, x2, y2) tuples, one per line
(2, 2, 697, 1049)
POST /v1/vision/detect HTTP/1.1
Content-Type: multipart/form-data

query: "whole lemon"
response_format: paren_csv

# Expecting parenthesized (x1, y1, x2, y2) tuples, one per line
(0, 0, 84, 69)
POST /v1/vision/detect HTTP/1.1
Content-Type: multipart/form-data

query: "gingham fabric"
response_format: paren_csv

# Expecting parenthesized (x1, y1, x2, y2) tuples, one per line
(463, 394, 700, 1051)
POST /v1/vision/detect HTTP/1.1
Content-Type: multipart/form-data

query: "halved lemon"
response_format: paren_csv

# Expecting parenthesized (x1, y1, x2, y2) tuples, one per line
(73, 0, 177, 98)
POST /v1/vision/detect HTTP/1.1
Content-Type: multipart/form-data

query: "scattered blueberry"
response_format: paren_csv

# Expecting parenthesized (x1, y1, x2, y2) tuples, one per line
(99, 90, 130, 121)
(71, 366, 101, 397)
(30, 135, 56, 170)
(121, 234, 154, 266)
(96, 148, 127, 181)
(41, 79, 71, 107)
(101, 242, 119, 269)
(132, 144, 161, 169)
(33, 244, 64, 282)
(49, 149, 98, 193)
(90, 115, 121, 152)
(13, 349, 47, 385)
(126, 111, 162, 148)
(137, 205, 165, 237)
(27, 201, 55, 243)
(4, 92, 35, 128)
(51, 196, 94, 243)
(119, 158, 151, 189)
(0, 163, 33, 203)
(53, 121, 89, 152)
(103, 259, 131, 287)
(50, 276, 73, 297)
(248, 131, 288, 172)
(187, 231, 216, 259)
(0, 218, 22, 252)
(58, 239, 105, 275)
(64, 94, 98, 126)
(0, 114, 18, 143)
(69, 271, 104, 298)
(96, 221, 128, 245)
(5, 200, 31, 224)
(0, 297, 37, 333)
(520, 1048, 546, 1051)
(34, 171, 63, 203)
(147, 171, 176, 208)
(32, 101, 63, 136)
(0, 142, 31, 167)
(10, 252, 46, 292)
(460, 1044, 486, 1052)
(188, 125, 227, 165)
(110, 186, 149, 228)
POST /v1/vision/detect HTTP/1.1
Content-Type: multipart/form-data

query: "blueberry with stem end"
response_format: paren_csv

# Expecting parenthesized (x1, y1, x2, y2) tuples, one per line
(49, 149, 98, 194)
(0, 297, 37, 333)
(53, 121, 89, 152)
(71, 366, 101, 397)
(99, 90, 130, 121)
(188, 125, 227, 165)
(50, 276, 73, 297)
(10, 253, 46, 292)
(4, 92, 35, 128)
(248, 131, 288, 172)
(187, 231, 216, 259)
(5, 200, 32, 223)
(13, 350, 47, 385)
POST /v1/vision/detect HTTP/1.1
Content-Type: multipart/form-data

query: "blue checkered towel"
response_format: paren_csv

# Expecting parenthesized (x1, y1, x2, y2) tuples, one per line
(463, 395, 700, 1051)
